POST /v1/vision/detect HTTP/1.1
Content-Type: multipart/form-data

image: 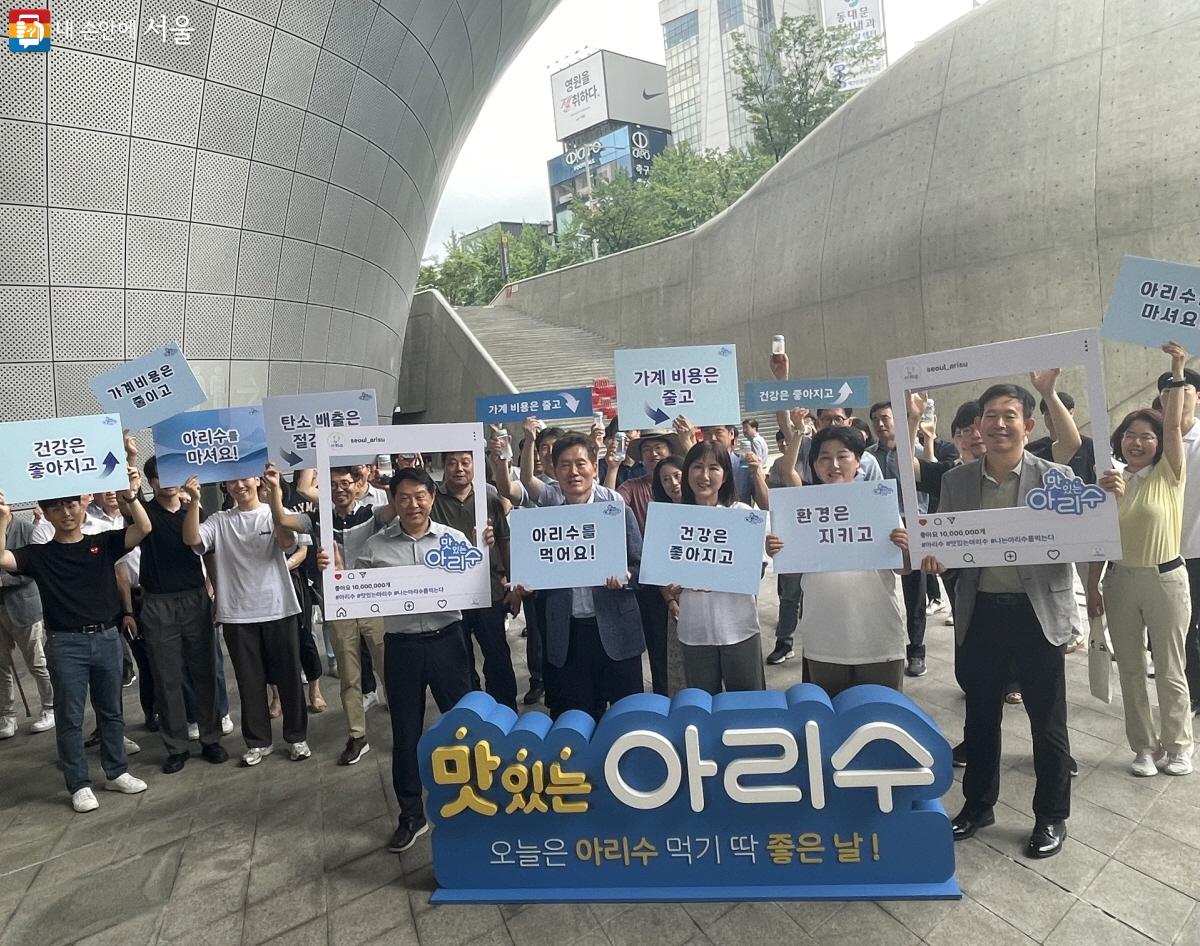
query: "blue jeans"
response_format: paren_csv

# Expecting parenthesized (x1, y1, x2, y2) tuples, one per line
(775, 574, 803, 646)
(45, 626, 127, 793)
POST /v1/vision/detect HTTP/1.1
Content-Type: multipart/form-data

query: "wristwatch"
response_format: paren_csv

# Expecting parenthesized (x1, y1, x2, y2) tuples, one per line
(1164, 378, 1188, 389)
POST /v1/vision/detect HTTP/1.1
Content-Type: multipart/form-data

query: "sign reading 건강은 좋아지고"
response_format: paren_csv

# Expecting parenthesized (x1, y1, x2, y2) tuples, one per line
(0, 414, 127, 504)
(614, 345, 741, 428)
(476, 388, 594, 425)
(88, 343, 207, 430)
(743, 376, 871, 411)
(509, 501, 629, 591)
(151, 406, 269, 487)
(1100, 255, 1200, 350)
(418, 686, 959, 902)
(261, 389, 378, 471)
(638, 501, 766, 595)
(315, 422, 490, 620)
(885, 329, 1122, 569)
(770, 480, 903, 575)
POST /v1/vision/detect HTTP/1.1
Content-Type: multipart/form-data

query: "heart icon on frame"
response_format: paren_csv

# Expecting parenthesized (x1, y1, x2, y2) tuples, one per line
(334, 573, 342, 580)
(437, 599, 448, 609)
(1047, 549, 1061, 560)
(918, 519, 928, 526)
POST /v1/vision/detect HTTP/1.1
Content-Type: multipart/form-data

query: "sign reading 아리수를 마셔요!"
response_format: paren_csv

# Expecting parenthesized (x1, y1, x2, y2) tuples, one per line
(1100, 255, 1200, 350)
(262, 389, 378, 471)
(614, 345, 741, 429)
(151, 406, 269, 487)
(0, 414, 128, 504)
(418, 686, 959, 902)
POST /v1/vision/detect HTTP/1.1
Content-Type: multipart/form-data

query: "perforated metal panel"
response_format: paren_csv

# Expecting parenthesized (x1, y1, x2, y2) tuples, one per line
(0, 364, 55, 423)
(0, 205, 48, 285)
(263, 31, 320, 108)
(277, 0, 334, 41)
(0, 38, 46, 121)
(267, 358, 301, 394)
(50, 289, 124, 359)
(135, 0, 215, 75)
(235, 231, 283, 297)
(48, 48, 134, 134)
(221, 0, 285, 27)
(186, 223, 240, 294)
(192, 151, 251, 227)
(230, 298, 274, 357)
(126, 289, 186, 356)
(252, 99, 305, 169)
(308, 52, 357, 122)
(0, 288, 51, 362)
(243, 162, 293, 234)
(128, 139, 196, 220)
(207, 10, 273, 92)
(127, 216, 189, 290)
(301, 304, 331, 360)
(49, 210, 125, 287)
(284, 174, 327, 240)
(197, 82, 259, 157)
(295, 113, 340, 179)
(183, 293, 235, 359)
(269, 300, 306, 359)
(0, 120, 45, 205)
(132, 64, 205, 146)
(47, 126, 129, 214)
(277, 238, 315, 301)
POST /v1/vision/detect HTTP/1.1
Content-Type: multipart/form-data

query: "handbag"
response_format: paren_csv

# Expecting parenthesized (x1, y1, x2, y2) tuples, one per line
(1087, 614, 1113, 704)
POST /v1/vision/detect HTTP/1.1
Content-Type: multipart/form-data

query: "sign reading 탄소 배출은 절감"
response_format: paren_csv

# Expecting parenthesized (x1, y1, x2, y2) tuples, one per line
(262, 389, 378, 470)
(418, 686, 959, 902)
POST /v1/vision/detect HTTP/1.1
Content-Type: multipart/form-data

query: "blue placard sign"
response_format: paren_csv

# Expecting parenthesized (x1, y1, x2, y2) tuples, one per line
(509, 502, 629, 590)
(1101, 255, 1200, 349)
(88, 343, 207, 429)
(476, 388, 593, 424)
(418, 686, 959, 902)
(262, 389, 377, 470)
(614, 345, 740, 427)
(0, 414, 127, 504)
(744, 376, 870, 410)
(770, 481, 903, 574)
(639, 501, 765, 595)
(151, 406, 268, 486)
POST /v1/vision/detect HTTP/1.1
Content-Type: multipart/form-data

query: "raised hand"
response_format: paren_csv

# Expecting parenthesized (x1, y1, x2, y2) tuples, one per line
(181, 475, 202, 503)
(769, 352, 790, 381)
(1028, 368, 1061, 397)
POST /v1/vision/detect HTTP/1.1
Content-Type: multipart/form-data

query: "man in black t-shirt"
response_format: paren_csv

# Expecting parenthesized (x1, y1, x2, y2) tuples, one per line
(135, 457, 229, 774)
(0, 446, 153, 812)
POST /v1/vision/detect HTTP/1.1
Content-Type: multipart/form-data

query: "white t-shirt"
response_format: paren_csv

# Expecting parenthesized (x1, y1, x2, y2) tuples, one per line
(194, 505, 299, 624)
(676, 502, 763, 647)
(799, 569, 906, 665)
(1180, 420, 1200, 559)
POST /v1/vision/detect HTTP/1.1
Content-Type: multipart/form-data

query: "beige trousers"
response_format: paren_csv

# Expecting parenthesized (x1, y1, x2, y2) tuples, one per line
(1104, 564, 1193, 755)
(326, 617, 386, 739)
(0, 612, 53, 717)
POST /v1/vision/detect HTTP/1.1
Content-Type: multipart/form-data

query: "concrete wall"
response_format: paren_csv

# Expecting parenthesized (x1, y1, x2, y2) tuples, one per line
(493, 0, 1200, 431)
(396, 289, 516, 423)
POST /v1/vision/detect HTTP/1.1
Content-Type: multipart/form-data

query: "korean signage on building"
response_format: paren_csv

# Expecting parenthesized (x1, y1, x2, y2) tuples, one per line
(550, 50, 671, 141)
(821, 0, 888, 90)
(418, 686, 959, 902)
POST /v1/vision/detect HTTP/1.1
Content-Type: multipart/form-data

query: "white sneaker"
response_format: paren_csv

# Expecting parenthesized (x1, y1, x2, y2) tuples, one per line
(363, 690, 379, 712)
(71, 787, 99, 812)
(29, 709, 55, 733)
(105, 772, 147, 794)
(290, 740, 311, 761)
(241, 745, 273, 766)
(221, 715, 234, 735)
(1147, 658, 1156, 678)
(187, 722, 200, 741)
(124, 736, 141, 755)
(1164, 752, 1194, 776)
(0, 716, 15, 739)
(1131, 753, 1158, 777)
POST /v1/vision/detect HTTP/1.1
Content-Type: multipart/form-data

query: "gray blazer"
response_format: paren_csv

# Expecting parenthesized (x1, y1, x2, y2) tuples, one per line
(938, 454, 1076, 646)
(2, 518, 44, 626)
(543, 501, 646, 668)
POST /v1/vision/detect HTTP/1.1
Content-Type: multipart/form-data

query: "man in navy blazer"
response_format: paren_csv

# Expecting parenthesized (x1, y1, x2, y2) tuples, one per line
(537, 432, 645, 720)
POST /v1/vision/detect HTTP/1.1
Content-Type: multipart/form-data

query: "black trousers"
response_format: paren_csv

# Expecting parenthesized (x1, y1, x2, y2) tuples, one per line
(224, 617, 307, 747)
(1184, 558, 1200, 704)
(463, 602, 518, 710)
(386, 624, 471, 822)
(554, 618, 643, 722)
(960, 593, 1071, 821)
(901, 570, 927, 659)
(635, 586, 669, 696)
(523, 595, 543, 690)
(534, 593, 561, 714)
(290, 572, 322, 683)
(142, 586, 220, 753)
(128, 589, 155, 721)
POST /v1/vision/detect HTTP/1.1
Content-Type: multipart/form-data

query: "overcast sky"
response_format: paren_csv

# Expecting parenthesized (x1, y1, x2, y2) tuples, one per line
(423, 0, 977, 258)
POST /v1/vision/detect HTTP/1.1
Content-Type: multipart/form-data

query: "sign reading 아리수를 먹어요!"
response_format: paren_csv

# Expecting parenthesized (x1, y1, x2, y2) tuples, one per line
(418, 686, 959, 903)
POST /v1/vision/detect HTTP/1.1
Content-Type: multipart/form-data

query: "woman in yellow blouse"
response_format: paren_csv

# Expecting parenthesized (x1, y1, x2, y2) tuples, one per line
(1089, 342, 1192, 777)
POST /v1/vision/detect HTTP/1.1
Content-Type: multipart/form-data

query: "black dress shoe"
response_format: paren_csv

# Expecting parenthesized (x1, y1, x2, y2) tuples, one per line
(201, 743, 229, 764)
(145, 715, 160, 733)
(952, 742, 967, 768)
(162, 751, 190, 774)
(1026, 820, 1066, 859)
(523, 687, 544, 706)
(951, 807, 995, 841)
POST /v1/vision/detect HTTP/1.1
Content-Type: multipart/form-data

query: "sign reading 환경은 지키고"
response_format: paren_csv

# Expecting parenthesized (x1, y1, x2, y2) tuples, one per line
(315, 423, 491, 620)
(0, 414, 128, 505)
(89, 343, 207, 430)
(418, 686, 959, 902)
(151, 406, 268, 487)
(638, 502, 766, 595)
(1100, 255, 1200, 350)
(509, 502, 629, 591)
(262, 389, 378, 471)
(476, 387, 594, 424)
(614, 345, 741, 428)
(770, 481, 903, 575)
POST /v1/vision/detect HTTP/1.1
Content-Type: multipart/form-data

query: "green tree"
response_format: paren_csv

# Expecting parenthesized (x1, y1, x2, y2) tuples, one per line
(731, 14, 883, 161)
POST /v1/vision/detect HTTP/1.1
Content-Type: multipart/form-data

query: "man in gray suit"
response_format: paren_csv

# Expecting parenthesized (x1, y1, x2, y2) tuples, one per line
(537, 432, 646, 721)
(922, 375, 1082, 860)
(0, 510, 54, 738)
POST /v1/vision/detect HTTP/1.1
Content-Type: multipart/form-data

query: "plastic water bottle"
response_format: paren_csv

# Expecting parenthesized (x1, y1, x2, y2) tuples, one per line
(496, 429, 512, 462)
(772, 335, 785, 355)
(613, 432, 627, 461)
(922, 397, 936, 425)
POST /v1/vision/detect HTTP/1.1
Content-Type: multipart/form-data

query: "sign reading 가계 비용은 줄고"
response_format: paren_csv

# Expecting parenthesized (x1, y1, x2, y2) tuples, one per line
(315, 423, 491, 620)
(614, 345, 741, 428)
(418, 686, 959, 902)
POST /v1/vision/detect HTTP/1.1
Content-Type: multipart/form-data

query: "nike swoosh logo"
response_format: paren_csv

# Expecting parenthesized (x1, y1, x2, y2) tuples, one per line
(642, 90, 664, 100)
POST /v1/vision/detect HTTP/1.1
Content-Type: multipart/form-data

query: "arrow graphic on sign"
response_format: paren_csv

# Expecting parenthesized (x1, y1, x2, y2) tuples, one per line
(832, 382, 854, 406)
(644, 403, 669, 424)
(280, 448, 303, 466)
(99, 451, 120, 477)
(562, 392, 580, 413)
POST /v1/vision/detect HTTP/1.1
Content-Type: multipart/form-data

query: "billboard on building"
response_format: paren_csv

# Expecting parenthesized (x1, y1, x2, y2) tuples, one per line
(821, 0, 888, 90)
(551, 50, 671, 141)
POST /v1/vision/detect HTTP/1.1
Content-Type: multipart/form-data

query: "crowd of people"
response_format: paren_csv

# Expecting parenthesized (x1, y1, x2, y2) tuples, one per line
(2, 343, 1199, 864)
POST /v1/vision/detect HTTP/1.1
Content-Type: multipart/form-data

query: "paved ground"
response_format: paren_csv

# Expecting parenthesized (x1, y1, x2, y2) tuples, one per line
(1, 580, 1199, 946)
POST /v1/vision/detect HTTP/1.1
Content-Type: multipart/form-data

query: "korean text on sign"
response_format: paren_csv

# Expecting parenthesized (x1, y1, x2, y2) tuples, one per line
(88, 343, 207, 429)
(1101, 255, 1200, 350)
(0, 414, 126, 504)
(614, 345, 741, 427)
(509, 501, 629, 590)
(770, 481, 903, 575)
(151, 406, 268, 487)
(638, 500, 765, 594)
(262, 389, 377, 469)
